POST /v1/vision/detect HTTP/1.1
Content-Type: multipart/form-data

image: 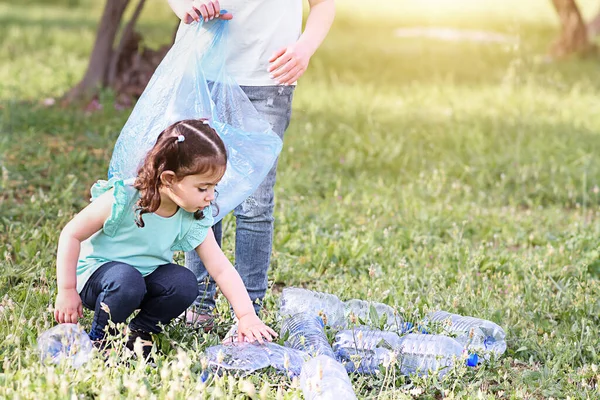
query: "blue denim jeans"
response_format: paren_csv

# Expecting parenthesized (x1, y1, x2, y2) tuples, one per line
(185, 85, 295, 314)
(80, 261, 198, 340)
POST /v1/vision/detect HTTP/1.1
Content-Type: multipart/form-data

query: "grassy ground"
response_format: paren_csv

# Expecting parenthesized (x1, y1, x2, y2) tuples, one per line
(1, 0, 600, 398)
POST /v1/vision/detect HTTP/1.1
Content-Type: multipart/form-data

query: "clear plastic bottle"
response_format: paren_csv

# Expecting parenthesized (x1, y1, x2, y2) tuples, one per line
(396, 333, 478, 378)
(333, 328, 402, 374)
(334, 327, 402, 353)
(205, 342, 270, 373)
(453, 326, 488, 355)
(344, 299, 402, 331)
(37, 324, 93, 368)
(300, 355, 357, 400)
(425, 311, 506, 356)
(279, 287, 346, 329)
(280, 312, 336, 359)
(204, 342, 309, 376)
(263, 342, 309, 377)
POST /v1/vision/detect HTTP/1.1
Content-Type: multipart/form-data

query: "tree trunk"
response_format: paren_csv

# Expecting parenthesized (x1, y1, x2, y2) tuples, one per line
(65, 0, 130, 102)
(551, 0, 595, 58)
(107, 0, 147, 87)
(588, 4, 600, 38)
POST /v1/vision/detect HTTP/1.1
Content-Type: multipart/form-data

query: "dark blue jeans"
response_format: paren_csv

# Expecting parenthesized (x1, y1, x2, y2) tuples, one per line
(185, 85, 295, 314)
(80, 261, 198, 340)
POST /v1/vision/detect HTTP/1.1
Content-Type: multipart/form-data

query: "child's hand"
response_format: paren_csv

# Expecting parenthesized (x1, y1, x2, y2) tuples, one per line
(54, 288, 83, 324)
(237, 314, 278, 344)
(180, 1, 233, 24)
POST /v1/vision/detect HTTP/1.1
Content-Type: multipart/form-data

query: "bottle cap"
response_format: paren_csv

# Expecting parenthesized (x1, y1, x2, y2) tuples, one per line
(466, 353, 479, 367)
(401, 322, 413, 333)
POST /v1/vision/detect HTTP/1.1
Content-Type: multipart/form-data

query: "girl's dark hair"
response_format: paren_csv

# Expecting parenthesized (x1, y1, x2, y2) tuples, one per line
(133, 119, 227, 227)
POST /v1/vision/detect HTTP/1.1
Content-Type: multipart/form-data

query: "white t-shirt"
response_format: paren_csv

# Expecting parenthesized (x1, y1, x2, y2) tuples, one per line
(221, 0, 303, 86)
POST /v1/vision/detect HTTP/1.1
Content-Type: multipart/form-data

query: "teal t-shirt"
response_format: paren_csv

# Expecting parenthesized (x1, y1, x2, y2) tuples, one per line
(76, 178, 214, 293)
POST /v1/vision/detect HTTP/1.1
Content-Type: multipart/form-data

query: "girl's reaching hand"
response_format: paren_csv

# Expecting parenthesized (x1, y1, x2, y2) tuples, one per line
(237, 314, 278, 344)
(181, 1, 232, 24)
(54, 288, 83, 324)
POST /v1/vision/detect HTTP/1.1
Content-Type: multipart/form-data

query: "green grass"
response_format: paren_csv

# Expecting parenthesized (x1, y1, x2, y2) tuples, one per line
(1, 0, 600, 398)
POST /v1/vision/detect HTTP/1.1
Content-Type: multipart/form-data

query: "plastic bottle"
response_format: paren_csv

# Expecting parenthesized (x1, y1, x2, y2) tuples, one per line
(279, 287, 346, 329)
(333, 328, 402, 374)
(344, 299, 402, 331)
(334, 327, 402, 353)
(335, 332, 478, 377)
(204, 342, 270, 373)
(280, 312, 336, 359)
(300, 355, 358, 400)
(396, 333, 478, 378)
(425, 311, 506, 356)
(453, 326, 488, 354)
(204, 342, 308, 376)
(37, 324, 93, 368)
(263, 342, 309, 377)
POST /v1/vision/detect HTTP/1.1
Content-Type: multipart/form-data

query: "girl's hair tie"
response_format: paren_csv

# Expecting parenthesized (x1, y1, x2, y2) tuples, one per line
(177, 135, 185, 143)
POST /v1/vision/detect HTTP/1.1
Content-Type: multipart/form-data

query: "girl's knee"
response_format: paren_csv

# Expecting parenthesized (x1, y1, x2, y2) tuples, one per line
(103, 264, 146, 300)
(173, 269, 200, 303)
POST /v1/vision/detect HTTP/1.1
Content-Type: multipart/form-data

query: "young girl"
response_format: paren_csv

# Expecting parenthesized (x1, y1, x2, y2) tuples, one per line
(53, 119, 277, 355)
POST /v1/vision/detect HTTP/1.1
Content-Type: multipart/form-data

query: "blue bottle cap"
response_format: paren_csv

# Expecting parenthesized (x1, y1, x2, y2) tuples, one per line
(466, 353, 478, 367)
(401, 322, 413, 333)
(200, 370, 210, 382)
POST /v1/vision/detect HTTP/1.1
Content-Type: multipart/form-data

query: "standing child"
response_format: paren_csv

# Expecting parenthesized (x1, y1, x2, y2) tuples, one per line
(166, 0, 336, 335)
(53, 119, 277, 357)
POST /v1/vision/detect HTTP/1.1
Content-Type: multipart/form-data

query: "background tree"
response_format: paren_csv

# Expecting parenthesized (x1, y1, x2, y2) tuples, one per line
(66, 0, 172, 103)
(551, 0, 595, 57)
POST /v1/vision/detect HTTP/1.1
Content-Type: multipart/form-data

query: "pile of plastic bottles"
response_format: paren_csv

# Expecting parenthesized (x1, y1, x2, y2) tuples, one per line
(205, 287, 506, 398)
(37, 287, 506, 399)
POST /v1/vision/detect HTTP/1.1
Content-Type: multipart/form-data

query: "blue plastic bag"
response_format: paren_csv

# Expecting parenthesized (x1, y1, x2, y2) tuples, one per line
(108, 17, 283, 223)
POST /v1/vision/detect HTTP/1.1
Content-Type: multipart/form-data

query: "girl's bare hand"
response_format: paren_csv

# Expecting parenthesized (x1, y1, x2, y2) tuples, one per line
(54, 288, 83, 324)
(237, 314, 278, 344)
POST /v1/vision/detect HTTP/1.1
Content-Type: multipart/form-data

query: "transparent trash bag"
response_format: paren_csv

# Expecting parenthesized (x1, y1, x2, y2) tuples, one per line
(37, 324, 93, 368)
(108, 16, 283, 223)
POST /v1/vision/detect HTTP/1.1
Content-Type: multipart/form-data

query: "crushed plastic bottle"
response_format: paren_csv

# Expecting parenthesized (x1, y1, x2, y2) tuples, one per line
(335, 331, 478, 377)
(204, 342, 270, 373)
(396, 333, 478, 378)
(279, 287, 346, 329)
(334, 327, 402, 352)
(300, 355, 358, 400)
(37, 324, 93, 368)
(204, 342, 308, 376)
(425, 311, 506, 356)
(263, 342, 309, 377)
(333, 328, 402, 374)
(344, 299, 402, 331)
(281, 312, 336, 359)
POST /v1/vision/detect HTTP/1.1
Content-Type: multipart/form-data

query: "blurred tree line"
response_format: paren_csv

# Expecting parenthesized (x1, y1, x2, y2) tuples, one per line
(47, 0, 599, 102)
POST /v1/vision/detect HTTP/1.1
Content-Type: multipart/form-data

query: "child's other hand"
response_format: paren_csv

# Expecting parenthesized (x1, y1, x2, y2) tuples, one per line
(54, 288, 83, 324)
(237, 314, 278, 344)
(182, 1, 233, 24)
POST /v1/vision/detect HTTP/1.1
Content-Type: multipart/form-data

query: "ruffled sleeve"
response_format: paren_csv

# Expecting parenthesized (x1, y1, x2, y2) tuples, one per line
(90, 177, 135, 237)
(171, 206, 215, 252)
